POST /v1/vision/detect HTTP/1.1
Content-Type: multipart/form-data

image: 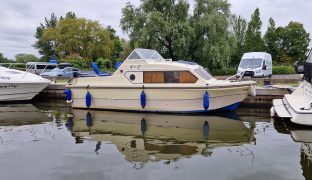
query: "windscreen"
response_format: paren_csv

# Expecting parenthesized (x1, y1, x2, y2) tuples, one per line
(194, 67, 213, 80)
(239, 59, 263, 68)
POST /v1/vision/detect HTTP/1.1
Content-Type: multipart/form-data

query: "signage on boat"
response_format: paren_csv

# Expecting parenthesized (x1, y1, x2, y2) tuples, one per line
(0, 76, 11, 80)
(0, 84, 18, 89)
(129, 65, 141, 69)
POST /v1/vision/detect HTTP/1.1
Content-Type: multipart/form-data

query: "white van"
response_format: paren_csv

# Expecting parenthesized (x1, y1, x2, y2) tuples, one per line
(26, 62, 58, 75)
(236, 52, 272, 78)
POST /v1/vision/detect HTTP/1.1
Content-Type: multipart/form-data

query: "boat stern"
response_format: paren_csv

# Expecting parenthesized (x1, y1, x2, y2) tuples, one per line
(271, 99, 292, 118)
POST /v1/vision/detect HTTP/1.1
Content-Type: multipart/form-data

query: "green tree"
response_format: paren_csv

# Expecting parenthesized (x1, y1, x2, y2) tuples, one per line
(33, 13, 58, 61)
(266, 21, 310, 65)
(41, 17, 115, 64)
(191, 0, 232, 68)
(120, 38, 132, 60)
(244, 8, 264, 52)
(264, 17, 279, 61)
(120, 0, 193, 60)
(230, 15, 247, 65)
(15, 54, 40, 63)
(282, 21, 310, 63)
(106, 26, 123, 61)
(0, 53, 12, 63)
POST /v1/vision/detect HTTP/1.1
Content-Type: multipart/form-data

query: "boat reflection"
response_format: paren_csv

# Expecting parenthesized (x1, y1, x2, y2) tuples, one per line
(0, 104, 51, 126)
(68, 109, 255, 163)
(273, 119, 312, 180)
(0, 103, 70, 127)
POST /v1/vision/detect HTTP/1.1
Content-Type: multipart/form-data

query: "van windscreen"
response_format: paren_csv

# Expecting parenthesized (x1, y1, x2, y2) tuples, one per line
(239, 59, 262, 68)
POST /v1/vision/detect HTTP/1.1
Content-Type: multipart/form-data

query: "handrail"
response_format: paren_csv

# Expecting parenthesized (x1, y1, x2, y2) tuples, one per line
(39, 65, 49, 76)
(225, 71, 245, 82)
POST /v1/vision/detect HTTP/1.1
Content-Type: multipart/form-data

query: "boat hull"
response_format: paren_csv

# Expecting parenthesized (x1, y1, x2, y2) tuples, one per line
(69, 85, 250, 112)
(0, 82, 50, 102)
(271, 81, 312, 126)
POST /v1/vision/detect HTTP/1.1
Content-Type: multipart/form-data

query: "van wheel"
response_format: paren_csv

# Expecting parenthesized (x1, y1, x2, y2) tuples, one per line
(269, 74, 272, 78)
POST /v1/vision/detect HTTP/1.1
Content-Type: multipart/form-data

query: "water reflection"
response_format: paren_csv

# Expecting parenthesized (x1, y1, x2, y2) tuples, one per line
(0, 103, 69, 128)
(68, 109, 255, 163)
(1, 102, 312, 179)
(273, 118, 312, 180)
(0, 104, 51, 126)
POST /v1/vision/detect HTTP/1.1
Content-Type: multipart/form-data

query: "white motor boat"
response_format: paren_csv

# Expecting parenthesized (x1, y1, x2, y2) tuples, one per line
(0, 65, 51, 101)
(67, 49, 256, 112)
(271, 51, 312, 125)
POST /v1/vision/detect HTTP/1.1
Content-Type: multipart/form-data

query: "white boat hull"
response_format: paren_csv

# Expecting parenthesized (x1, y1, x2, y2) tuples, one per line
(0, 82, 50, 101)
(271, 81, 312, 126)
(69, 85, 250, 112)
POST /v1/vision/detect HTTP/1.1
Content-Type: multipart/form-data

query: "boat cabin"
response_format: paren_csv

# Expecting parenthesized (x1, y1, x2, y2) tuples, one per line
(115, 49, 214, 85)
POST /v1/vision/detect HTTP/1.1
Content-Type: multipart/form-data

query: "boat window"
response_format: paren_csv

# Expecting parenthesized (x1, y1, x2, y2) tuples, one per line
(143, 72, 165, 83)
(143, 71, 197, 83)
(126, 49, 164, 60)
(127, 51, 142, 60)
(130, 74, 136, 81)
(194, 67, 213, 80)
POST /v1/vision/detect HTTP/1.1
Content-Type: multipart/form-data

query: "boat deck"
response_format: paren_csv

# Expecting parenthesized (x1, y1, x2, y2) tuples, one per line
(285, 94, 312, 114)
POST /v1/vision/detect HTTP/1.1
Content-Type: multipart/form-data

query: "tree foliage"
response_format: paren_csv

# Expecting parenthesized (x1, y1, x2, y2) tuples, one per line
(121, 0, 193, 60)
(0, 53, 12, 63)
(191, 0, 233, 69)
(15, 54, 39, 63)
(230, 15, 247, 65)
(121, 0, 233, 69)
(40, 16, 115, 64)
(264, 19, 310, 64)
(33, 13, 58, 61)
(264, 18, 279, 61)
(244, 8, 264, 52)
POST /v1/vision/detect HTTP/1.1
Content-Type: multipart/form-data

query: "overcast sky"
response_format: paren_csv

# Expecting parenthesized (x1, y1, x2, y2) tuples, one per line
(0, 0, 311, 59)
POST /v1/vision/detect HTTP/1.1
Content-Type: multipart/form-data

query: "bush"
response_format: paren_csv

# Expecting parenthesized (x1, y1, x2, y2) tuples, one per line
(96, 58, 112, 70)
(210, 67, 237, 76)
(272, 66, 295, 74)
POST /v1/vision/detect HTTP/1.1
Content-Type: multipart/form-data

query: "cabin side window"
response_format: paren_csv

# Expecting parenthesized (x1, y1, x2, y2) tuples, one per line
(143, 71, 197, 83)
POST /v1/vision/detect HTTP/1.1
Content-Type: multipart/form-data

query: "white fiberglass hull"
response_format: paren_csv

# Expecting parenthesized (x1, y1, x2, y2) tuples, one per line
(69, 85, 251, 112)
(271, 81, 312, 126)
(0, 82, 50, 101)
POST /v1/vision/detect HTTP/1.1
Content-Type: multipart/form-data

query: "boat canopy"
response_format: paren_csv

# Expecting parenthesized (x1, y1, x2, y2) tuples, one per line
(126, 49, 164, 61)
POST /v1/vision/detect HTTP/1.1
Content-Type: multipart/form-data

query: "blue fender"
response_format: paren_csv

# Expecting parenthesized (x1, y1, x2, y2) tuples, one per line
(140, 90, 146, 109)
(203, 121, 209, 140)
(86, 92, 91, 109)
(203, 91, 209, 111)
(64, 88, 72, 101)
(86, 111, 92, 128)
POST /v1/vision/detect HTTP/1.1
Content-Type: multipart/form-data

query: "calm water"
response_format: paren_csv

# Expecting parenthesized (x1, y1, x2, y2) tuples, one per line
(0, 101, 311, 180)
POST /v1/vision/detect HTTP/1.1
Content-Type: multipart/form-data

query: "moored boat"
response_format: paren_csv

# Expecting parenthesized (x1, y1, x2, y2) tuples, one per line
(0, 65, 51, 102)
(67, 48, 256, 112)
(271, 50, 312, 125)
